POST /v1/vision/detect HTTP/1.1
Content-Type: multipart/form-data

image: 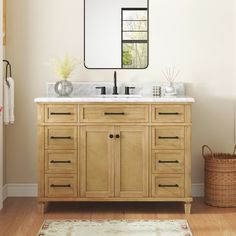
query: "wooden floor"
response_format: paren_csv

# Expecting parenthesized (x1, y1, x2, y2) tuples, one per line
(0, 197, 236, 236)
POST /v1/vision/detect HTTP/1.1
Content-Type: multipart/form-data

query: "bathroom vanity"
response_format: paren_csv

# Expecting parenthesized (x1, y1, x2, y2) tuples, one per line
(35, 96, 194, 214)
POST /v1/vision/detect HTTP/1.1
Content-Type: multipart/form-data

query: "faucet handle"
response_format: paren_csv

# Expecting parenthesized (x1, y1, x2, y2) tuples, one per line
(125, 86, 135, 95)
(96, 86, 106, 95)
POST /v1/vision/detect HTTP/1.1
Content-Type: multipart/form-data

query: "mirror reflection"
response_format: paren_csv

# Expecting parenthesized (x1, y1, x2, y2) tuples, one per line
(84, 0, 148, 69)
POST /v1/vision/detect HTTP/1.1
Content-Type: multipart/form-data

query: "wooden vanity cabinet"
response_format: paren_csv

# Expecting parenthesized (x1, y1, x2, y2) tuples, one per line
(37, 102, 193, 214)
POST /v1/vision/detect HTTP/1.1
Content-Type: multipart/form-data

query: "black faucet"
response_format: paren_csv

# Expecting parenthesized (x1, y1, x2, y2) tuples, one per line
(112, 71, 118, 95)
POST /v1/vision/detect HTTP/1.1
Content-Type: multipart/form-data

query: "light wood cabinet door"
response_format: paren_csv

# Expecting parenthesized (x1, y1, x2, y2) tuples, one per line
(114, 126, 148, 197)
(80, 126, 114, 197)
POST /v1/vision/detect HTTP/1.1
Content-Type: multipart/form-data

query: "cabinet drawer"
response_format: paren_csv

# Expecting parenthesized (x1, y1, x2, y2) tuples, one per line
(45, 126, 77, 149)
(152, 105, 185, 123)
(80, 105, 149, 123)
(152, 126, 184, 149)
(152, 174, 184, 197)
(45, 105, 78, 123)
(152, 150, 184, 174)
(45, 174, 77, 197)
(45, 150, 77, 173)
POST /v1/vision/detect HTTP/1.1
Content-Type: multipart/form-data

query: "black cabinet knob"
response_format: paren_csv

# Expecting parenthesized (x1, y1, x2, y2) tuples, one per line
(109, 134, 114, 139)
(115, 134, 120, 139)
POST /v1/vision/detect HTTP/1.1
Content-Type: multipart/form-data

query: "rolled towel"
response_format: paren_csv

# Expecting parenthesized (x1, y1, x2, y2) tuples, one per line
(3, 77, 15, 124)
(3, 79, 9, 124)
(8, 77, 15, 124)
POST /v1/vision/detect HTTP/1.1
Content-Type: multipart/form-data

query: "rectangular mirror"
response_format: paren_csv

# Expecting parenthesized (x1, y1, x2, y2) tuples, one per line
(84, 0, 149, 69)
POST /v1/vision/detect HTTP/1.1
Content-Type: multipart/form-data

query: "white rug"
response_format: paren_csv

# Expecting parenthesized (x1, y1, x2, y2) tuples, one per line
(37, 220, 192, 236)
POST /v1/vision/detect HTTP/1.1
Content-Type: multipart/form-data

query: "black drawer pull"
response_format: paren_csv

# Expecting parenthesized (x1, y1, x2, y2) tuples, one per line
(158, 184, 179, 188)
(50, 160, 72, 164)
(158, 160, 179, 164)
(158, 112, 180, 115)
(158, 136, 179, 139)
(50, 112, 72, 115)
(50, 184, 71, 188)
(109, 134, 114, 139)
(104, 112, 125, 115)
(50, 136, 72, 139)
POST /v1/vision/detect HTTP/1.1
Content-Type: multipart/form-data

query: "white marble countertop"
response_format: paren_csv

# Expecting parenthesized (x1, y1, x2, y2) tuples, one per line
(34, 96, 195, 103)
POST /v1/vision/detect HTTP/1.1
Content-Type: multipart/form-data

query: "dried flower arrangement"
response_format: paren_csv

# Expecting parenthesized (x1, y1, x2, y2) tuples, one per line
(52, 55, 81, 80)
(162, 67, 180, 83)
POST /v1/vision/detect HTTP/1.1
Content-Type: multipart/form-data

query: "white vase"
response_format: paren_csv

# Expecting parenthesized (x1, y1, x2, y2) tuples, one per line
(165, 82, 176, 96)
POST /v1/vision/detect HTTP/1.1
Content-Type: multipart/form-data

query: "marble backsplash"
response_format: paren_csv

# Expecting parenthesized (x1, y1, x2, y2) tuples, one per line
(47, 82, 185, 97)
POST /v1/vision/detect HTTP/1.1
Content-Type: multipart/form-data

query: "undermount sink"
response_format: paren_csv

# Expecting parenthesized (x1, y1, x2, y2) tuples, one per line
(99, 94, 142, 98)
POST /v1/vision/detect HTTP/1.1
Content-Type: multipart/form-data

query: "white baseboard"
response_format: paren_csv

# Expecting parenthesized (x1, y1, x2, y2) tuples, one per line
(192, 183, 204, 197)
(7, 184, 38, 197)
(0, 187, 3, 210)
(2, 183, 204, 199)
(2, 185, 8, 201)
(0, 185, 7, 210)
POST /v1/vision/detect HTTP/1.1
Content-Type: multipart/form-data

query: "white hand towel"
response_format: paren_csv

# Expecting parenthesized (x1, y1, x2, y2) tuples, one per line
(3, 79, 10, 124)
(8, 77, 15, 123)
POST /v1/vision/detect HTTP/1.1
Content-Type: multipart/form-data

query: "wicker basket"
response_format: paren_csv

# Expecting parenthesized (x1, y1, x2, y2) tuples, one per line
(202, 145, 236, 207)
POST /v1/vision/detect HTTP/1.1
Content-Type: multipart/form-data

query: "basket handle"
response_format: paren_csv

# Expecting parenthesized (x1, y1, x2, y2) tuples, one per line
(233, 144, 236, 155)
(202, 145, 213, 158)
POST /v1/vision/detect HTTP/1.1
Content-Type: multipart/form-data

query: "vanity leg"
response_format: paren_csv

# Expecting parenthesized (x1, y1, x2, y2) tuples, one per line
(184, 202, 191, 214)
(38, 202, 49, 214)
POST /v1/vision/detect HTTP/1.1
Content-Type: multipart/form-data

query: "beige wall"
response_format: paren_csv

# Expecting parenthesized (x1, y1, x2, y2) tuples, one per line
(5, 0, 236, 184)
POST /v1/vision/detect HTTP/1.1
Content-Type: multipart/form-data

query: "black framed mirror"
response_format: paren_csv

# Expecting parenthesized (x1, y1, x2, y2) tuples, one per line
(84, 0, 149, 69)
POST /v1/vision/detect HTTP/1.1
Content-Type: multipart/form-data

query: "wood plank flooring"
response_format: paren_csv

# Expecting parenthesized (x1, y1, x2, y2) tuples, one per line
(0, 197, 236, 236)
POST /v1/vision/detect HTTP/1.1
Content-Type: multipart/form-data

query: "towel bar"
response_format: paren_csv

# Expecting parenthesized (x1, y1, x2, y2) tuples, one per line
(3, 60, 12, 87)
